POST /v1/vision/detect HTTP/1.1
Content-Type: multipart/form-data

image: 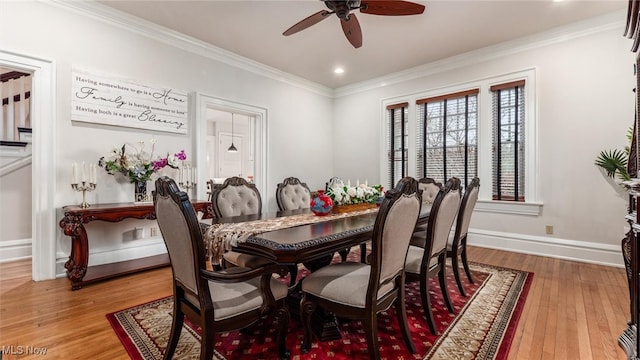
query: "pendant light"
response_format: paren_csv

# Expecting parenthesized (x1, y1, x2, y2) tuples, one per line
(228, 113, 238, 152)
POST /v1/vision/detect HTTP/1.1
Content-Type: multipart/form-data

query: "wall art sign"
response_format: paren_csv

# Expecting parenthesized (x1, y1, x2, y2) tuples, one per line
(71, 68, 188, 134)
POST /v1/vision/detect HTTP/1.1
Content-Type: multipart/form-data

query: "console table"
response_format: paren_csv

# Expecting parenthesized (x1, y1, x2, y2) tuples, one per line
(59, 201, 213, 290)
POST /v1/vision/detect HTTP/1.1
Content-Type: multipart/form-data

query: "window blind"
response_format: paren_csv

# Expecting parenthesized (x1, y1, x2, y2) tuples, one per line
(416, 90, 478, 186)
(387, 103, 408, 189)
(492, 81, 525, 201)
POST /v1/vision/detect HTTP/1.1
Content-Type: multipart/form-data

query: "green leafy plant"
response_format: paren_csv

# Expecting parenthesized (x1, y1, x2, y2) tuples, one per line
(595, 149, 630, 181)
(595, 126, 634, 182)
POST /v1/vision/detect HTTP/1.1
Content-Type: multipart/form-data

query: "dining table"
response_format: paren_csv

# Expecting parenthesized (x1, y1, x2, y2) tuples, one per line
(200, 204, 431, 340)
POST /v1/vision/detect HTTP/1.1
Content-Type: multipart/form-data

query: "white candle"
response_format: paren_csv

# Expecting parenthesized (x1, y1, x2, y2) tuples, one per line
(72, 162, 77, 184)
(82, 162, 86, 182)
(192, 167, 197, 184)
(357, 179, 360, 186)
(365, 179, 368, 186)
(348, 179, 351, 187)
(179, 166, 183, 183)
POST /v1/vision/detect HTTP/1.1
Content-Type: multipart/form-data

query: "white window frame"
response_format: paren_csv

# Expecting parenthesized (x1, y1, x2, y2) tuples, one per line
(380, 68, 541, 215)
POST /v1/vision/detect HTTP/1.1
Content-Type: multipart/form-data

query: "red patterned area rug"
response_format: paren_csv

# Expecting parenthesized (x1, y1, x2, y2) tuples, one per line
(107, 253, 532, 360)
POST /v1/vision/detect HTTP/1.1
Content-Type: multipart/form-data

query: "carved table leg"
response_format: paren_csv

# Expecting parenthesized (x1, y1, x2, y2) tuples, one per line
(60, 214, 89, 290)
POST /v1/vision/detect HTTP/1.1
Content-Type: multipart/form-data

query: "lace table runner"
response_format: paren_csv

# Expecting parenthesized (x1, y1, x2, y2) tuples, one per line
(203, 208, 378, 264)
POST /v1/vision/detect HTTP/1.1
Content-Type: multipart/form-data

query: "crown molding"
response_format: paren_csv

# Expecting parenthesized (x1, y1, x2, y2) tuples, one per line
(43, 2, 627, 99)
(48, 0, 333, 98)
(334, 10, 627, 98)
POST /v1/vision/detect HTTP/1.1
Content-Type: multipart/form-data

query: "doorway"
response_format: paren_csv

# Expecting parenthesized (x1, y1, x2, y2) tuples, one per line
(0, 50, 55, 280)
(195, 94, 267, 209)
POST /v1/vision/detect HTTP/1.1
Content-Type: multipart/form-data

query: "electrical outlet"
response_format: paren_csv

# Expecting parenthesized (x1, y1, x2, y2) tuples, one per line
(545, 225, 553, 235)
(150, 227, 158, 237)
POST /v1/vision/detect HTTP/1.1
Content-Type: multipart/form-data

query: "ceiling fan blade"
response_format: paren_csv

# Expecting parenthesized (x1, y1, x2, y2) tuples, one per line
(341, 14, 363, 48)
(360, 0, 425, 16)
(283, 10, 332, 36)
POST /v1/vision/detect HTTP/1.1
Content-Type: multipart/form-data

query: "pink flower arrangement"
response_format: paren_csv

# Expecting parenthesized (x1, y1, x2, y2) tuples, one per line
(99, 140, 186, 183)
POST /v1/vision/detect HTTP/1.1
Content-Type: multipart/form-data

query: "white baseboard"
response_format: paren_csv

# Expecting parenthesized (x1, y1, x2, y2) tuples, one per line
(0, 238, 32, 263)
(468, 228, 624, 268)
(55, 238, 168, 278)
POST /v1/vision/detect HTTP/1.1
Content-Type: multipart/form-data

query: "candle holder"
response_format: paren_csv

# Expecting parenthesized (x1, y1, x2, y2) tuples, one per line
(72, 181, 96, 208)
(178, 161, 197, 197)
(179, 180, 196, 195)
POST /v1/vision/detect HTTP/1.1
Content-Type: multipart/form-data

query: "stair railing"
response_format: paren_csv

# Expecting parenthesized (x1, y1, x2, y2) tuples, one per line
(1, 71, 31, 142)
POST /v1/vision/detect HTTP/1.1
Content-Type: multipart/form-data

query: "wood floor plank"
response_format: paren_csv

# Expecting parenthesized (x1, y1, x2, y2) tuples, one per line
(0, 246, 632, 359)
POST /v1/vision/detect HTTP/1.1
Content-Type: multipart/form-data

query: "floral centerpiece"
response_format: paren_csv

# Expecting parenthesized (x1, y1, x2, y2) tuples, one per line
(98, 139, 186, 201)
(326, 181, 384, 211)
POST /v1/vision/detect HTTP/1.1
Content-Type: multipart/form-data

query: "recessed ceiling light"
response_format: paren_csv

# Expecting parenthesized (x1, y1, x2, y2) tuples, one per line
(334, 67, 345, 74)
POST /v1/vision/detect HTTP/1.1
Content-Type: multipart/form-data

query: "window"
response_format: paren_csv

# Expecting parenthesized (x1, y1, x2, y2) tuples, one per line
(387, 102, 408, 188)
(491, 80, 525, 201)
(416, 89, 478, 187)
(380, 69, 539, 215)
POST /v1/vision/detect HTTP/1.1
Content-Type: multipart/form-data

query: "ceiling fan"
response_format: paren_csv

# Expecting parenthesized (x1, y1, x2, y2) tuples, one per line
(283, 0, 426, 49)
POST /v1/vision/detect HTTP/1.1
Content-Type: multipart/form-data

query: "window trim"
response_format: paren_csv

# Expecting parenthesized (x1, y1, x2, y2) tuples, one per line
(380, 68, 540, 215)
(386, 102, 409, 188)
(481, 69, 538, 212)
(492, 81, 526, 202)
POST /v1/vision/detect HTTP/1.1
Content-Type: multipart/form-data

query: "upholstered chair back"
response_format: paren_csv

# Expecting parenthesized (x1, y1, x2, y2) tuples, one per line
(212, 176, 262, 217)
(325, 176, 344, 191)
(370, 177, 421, 295)
(430, 178, 462, 255)
(154, 177, 203, 301)
(276, 177, 311, 211)
(457, 177, 480, 240)
(418, 178, 442, 205)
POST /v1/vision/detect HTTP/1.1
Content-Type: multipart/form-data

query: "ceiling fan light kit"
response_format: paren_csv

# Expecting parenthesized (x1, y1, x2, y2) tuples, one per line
(283, 0, 425, 48)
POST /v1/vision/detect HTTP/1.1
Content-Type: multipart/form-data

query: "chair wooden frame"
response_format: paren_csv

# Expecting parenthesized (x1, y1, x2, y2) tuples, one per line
(300, 177, 421, 360)
(447, 177, 480, 296)
(406, 177, 461, 335)
(153, 176, 290, 359)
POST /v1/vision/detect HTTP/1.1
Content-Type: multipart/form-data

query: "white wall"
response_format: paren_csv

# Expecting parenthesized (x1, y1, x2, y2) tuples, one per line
(332, 14, 635, 266)
(0, 164, 31, 241)
(0, 2, 632, 274)
(0, 1, 333, 274)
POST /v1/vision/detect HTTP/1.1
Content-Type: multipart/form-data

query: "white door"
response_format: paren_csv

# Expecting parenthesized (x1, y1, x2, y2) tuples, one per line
(218, 133, 243, 178)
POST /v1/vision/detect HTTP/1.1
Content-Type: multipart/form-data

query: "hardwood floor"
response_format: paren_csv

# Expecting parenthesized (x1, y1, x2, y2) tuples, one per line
(0, 246, 630, 359)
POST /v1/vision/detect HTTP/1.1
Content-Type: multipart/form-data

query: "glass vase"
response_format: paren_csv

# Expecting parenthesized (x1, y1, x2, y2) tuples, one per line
(134, 181, 149, 203)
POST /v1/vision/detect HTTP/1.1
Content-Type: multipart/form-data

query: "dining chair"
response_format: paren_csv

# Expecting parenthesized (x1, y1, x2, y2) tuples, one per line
(276, 176, 311, 211)
(413, 177, 443, 235)
(300, 176, 422, 359)
(211, 176, 272, 269)
(153, 176, 290, 360)
(275, 176, 311, 285)
(404, 177, 461, 335)
(206, 179, 214, 201)
(418, 177, 442, 204)
(447, 177, 480, 296)
(325, 176, 344, 191)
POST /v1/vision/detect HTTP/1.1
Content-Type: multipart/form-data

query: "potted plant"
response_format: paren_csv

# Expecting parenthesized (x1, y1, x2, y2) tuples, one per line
(594, 127, 633, 181)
